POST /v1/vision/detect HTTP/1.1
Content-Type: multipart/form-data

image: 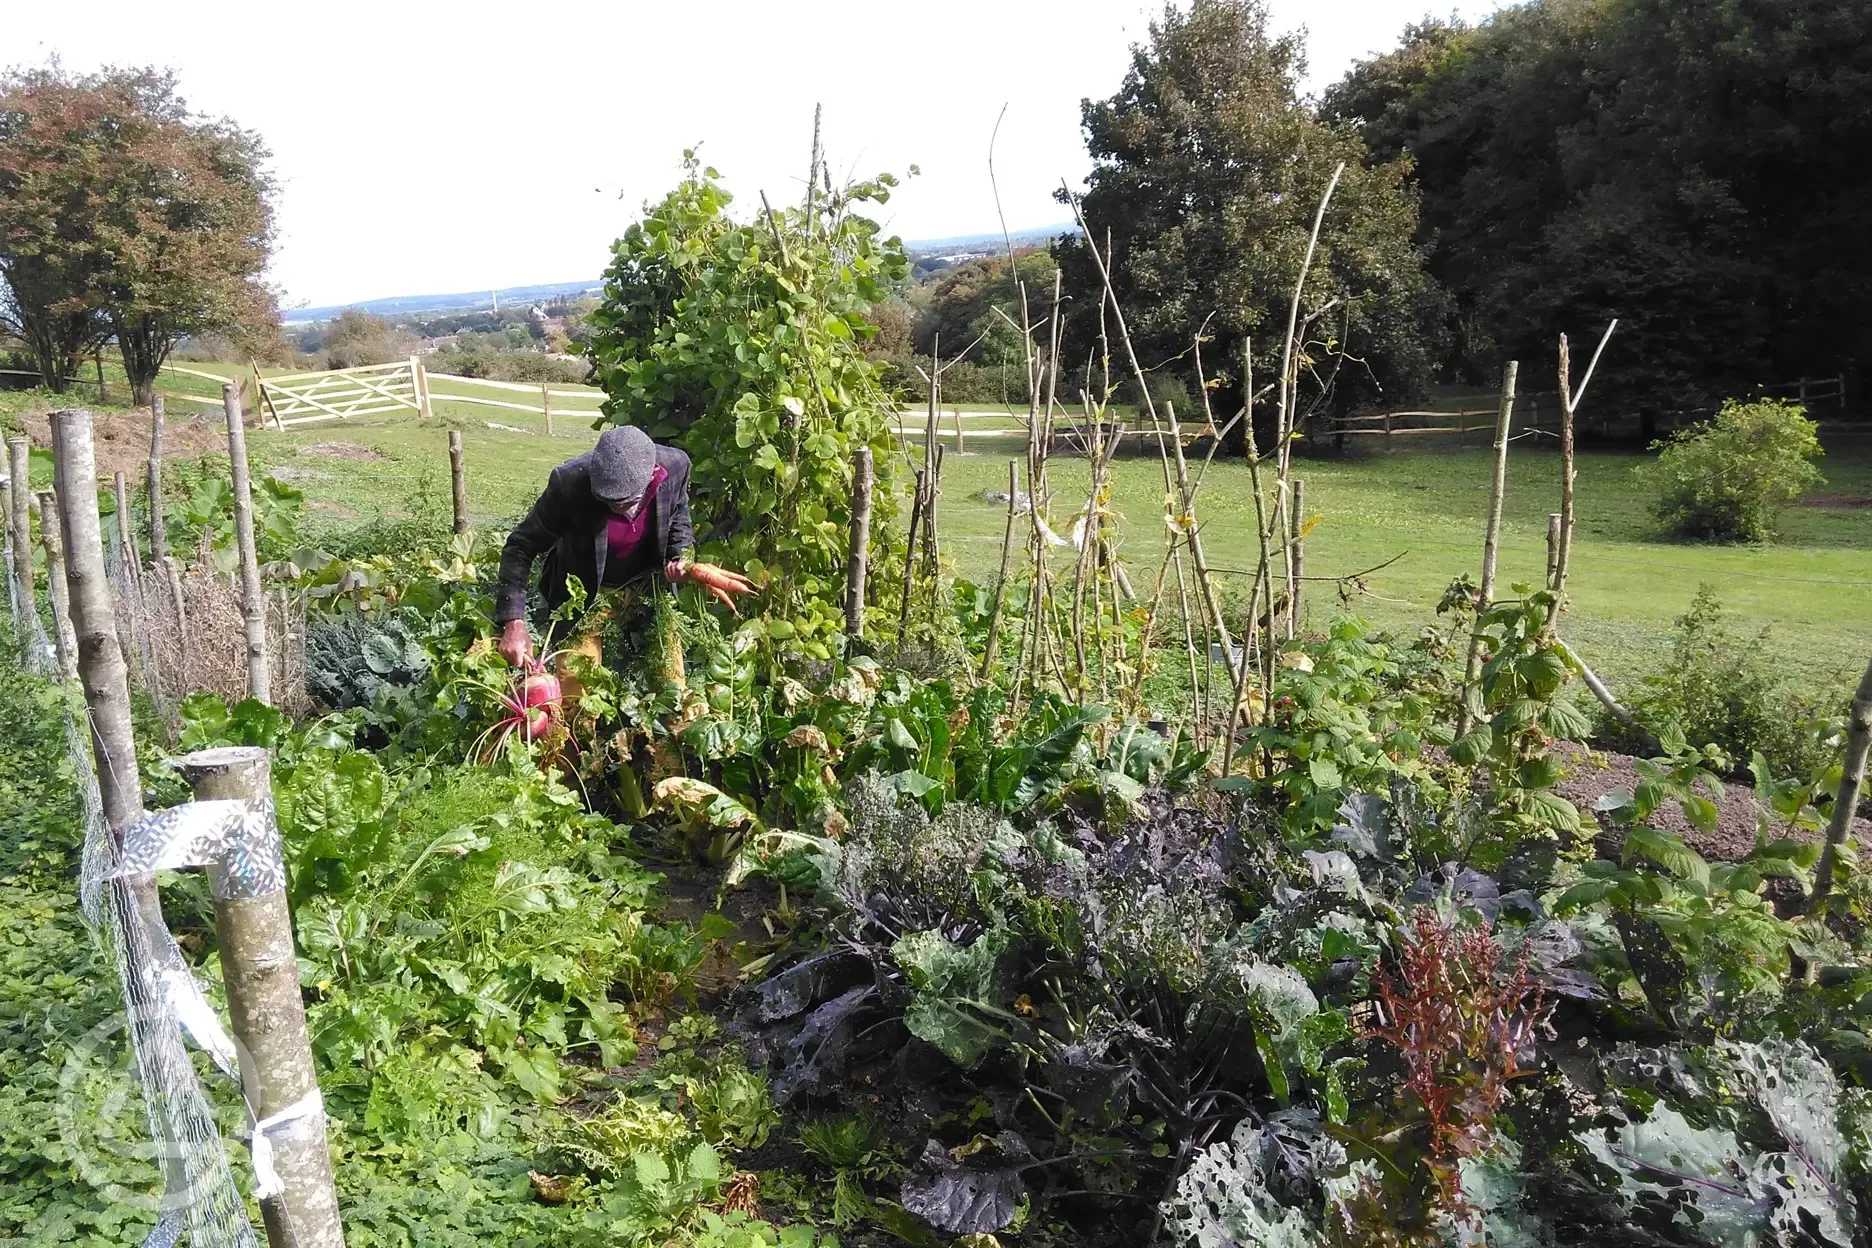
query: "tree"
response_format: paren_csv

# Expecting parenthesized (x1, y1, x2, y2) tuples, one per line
(1055, 0, 1444, 442)
(912, 250, 1058, 366)
(0, 65, 277, 407)
(1323, 0, 1872, 433)
(319, 309, 414, 369)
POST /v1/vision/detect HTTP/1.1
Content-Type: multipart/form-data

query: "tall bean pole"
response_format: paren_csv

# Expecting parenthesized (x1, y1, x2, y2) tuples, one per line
(1810, 655, 1872, 914)
(1458, 360, 1518, 736)
(36, 489, 79, 682)
(147, 394, 168, 565)
(7, 438, 33, 616)
(844, 446, 873, 638)
(223, 382, 271, 703)
(979, 460, 1022, 680)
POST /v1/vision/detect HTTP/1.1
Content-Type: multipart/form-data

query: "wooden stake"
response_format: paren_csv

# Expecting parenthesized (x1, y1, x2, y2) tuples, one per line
(1459, 360, 1519, 734)
(448, 430, 468, 535)
(179, 746, 347, 1248)
(844, 446, 873, 638)
(111, 472, 143, 681)
(223, 382, 271, 703)
(147, 395, 168, 565)
(980, 460, 1021, 679)
(162, 555, 189, 663)
(1810, 655, 1872, 913)
(953, 405, 966, 455)
(35, 489, 79, 681)
(541, 383, 554, 437)
(113, 472, 139, 573)
(1554, 335, 1578, 597)
(1546, 513, 1563, 587)
(7, 438, 33, 614)
(95, 353, 109, 404)
(1289, 478, 1305, 634)
(0, 472, 11, 621)
(897, 469, 926, 646)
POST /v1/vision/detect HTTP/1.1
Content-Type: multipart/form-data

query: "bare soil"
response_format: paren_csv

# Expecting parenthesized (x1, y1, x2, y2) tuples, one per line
(1555, 742, 1870, 862)
(16, 407, 232, 479)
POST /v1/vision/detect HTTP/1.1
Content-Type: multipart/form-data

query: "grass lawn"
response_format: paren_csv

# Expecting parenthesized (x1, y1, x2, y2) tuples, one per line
(6, 362, 1868, 699)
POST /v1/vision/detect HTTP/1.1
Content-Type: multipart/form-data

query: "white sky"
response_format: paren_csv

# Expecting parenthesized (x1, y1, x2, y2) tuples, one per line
(6, 1, 1498, 309)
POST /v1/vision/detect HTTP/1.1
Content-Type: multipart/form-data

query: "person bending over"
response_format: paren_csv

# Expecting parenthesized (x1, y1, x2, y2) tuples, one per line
(493, 425, 753, 666)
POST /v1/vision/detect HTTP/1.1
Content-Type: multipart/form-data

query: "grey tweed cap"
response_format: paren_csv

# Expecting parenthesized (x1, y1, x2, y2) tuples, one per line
(590, 425, 657, 502)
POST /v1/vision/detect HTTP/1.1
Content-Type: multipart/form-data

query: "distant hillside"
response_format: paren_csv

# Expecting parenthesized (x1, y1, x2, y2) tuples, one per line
(901, 223, 1076, 258)
(285, 280, 601, 324)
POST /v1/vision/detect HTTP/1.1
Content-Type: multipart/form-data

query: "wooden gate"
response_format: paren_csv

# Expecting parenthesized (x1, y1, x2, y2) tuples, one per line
(255, 356, 433, 428)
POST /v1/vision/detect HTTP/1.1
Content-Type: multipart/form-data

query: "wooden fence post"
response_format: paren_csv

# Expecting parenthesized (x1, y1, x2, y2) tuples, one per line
(1289, 478, 1305, 634)
(95, 353, 109, 404)
(7, 438, 32, 611)
(541, 383, 554, 437)
(953, 406, 966, 455)
(412, 357, 434, 420)
(979, 459, 1021, 678)
(844, 446, 872, 638)
(178, 745, 347, 1248)
(1458, 360, 1518, 734)
(448, 431, 468, 535)
(147, 395, 168, 565)
(35, 489, 79, 681)
(224, 382, 272, 703)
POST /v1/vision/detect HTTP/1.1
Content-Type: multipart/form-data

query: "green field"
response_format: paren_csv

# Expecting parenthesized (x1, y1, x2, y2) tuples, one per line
(6, 361, 1869, 695)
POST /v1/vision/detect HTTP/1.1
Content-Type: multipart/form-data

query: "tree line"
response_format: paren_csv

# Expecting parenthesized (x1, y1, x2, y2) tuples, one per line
(902, 0, 1869, 438)
(0, 66, 277, 406)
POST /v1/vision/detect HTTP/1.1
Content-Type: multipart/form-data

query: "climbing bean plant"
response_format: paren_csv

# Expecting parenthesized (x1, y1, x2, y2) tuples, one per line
(584, 153, 908, 645)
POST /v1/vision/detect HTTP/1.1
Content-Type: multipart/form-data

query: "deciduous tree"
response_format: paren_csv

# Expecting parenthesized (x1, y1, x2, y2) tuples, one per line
(1055, 0, 1444, 441)
(0, 65, 277, 406)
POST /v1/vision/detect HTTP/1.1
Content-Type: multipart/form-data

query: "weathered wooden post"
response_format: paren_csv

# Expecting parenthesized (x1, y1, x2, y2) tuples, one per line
(448, 431, 468, 535)
(541, 383, 554, 438)
(1289, 478, 1305, 635)
(896, 468, 927, 645)
(7, 438, 33, 610)
(162, 555, 189, 663)
(1546, 513, 1563, 588)
(844, 446, 873, 638)
(412, 357, 434, 420)
(95, 352, 109, 404)
(1458, 360, 1518, 734)
(110, 471, 144, 680)
(953, 406, 966, 455)
(179, 746, 346, 1248)
(35, 489, 80, 681)
(147, 394, 168, 565)
(224, 382, 271, 703)
(978, 459, 1021, 679)
(1810, 655, 1872, 914)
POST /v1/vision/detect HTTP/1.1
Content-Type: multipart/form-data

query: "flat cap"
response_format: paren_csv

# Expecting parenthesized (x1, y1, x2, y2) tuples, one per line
(590, 425, 657, 503)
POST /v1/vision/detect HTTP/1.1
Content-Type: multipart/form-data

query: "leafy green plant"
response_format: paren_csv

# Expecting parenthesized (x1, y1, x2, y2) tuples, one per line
(1639, 397, 1825, 541)
(584, 151, 908, 638)
(798, 1116, 896, 1231)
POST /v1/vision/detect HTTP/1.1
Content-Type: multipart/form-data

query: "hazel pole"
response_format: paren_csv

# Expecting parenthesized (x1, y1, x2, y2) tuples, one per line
(35, 489, 80, 682)
(7, 438, 33, 617)
(224, 382, 272, 703)
(844, 446, 873, 639)
(448, 430, 468, 536)
(147, 394, 168, 565)
(1457, 360, 1518, 737)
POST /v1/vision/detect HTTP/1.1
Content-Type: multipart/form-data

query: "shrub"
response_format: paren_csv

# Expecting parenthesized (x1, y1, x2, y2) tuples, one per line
(1601, 585, 1833, 776)
(1639, 398, 1823, 541)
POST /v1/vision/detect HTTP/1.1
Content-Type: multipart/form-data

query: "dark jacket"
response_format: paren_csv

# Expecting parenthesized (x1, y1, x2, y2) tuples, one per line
(495, 443, 694, 625)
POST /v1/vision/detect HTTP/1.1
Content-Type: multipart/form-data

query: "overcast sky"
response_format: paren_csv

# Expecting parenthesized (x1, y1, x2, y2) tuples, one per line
(6, 1, 1497, 309)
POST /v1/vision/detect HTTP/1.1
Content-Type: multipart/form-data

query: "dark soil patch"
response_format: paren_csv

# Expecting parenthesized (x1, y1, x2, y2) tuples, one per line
(16, 407, 231, 479)
(1555, 742, 1869, 863)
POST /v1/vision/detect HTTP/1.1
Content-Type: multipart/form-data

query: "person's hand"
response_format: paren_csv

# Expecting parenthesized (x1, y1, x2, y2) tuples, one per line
(674, 561, 757, 613)
(497, 619, 534, 667)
